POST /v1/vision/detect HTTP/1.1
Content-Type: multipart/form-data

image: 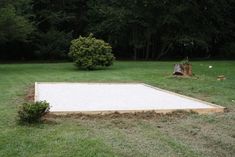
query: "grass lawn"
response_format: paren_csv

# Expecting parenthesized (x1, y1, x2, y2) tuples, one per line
(0, 61, 234, 157)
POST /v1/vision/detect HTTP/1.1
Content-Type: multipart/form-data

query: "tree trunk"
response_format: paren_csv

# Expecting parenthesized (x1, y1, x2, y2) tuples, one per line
(173, 64, 184, 75)
(145, 29, 151, 60)
(183, 64, 192, 76)
(173, 64, 192, 76)
(145, 39, 151, 60)
(133, 47, 137, 60)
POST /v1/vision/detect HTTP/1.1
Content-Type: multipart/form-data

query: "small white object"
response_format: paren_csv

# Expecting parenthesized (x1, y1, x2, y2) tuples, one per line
(232, 100, 235, 102)
(209, 66, 213, 69)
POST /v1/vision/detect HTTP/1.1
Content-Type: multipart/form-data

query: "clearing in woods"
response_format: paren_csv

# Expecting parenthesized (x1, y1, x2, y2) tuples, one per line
(0, 61, 234, 157)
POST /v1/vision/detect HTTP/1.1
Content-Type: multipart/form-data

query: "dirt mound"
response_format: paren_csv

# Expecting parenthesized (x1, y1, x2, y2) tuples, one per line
(25, 85, 34, 102)
(45, 110, 197, 120)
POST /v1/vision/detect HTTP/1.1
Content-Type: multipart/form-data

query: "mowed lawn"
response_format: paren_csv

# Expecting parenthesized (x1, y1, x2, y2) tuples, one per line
(0, 61, 234, 157)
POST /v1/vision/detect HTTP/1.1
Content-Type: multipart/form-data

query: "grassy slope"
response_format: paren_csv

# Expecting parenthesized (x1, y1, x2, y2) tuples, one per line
(0, 61, 234, 157)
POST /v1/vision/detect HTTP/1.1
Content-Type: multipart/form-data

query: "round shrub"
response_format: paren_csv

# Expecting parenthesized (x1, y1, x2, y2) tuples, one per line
(69, 34, 115, 70)
(18, 101, 50, 123)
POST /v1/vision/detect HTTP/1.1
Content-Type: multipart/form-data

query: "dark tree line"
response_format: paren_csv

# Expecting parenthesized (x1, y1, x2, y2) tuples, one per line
(0, 0, 235, 60)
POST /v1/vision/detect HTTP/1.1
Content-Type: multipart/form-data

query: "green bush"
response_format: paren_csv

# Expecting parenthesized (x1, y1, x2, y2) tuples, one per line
(69, 34, 115, 70)
(18, 101, 50, 123)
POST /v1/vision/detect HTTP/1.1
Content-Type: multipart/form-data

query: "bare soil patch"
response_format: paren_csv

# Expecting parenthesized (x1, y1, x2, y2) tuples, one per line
(25, 85, 34, 102)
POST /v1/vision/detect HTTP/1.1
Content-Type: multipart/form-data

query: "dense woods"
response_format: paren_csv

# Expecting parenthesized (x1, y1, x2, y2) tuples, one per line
(0, 0, 235, 60)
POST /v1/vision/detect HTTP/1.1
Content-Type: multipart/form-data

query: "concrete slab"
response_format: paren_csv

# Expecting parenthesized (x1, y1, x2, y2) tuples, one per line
(35, 82, 224, 114)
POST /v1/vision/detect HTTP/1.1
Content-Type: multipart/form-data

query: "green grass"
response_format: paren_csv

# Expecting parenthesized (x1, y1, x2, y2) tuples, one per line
(0, 61, 234, 157)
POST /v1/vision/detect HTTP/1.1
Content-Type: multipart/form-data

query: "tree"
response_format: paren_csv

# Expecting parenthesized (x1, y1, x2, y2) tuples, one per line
(0, 0, 235, 60)
(34, 29, 72, 59)
(0, 5, 33, 44)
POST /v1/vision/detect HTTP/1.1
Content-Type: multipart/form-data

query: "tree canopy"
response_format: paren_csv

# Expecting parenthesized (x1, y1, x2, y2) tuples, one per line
(0, 0, 234, 60)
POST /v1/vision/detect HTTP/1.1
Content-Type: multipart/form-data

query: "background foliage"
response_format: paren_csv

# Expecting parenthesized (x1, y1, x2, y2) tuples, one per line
(0, 0, 235, 60)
